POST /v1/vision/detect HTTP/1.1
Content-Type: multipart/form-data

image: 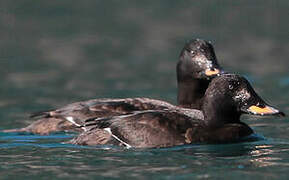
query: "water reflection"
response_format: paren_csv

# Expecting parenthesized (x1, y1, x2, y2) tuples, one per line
(249, 144, 289, 168)
(250, 145, 277, 167)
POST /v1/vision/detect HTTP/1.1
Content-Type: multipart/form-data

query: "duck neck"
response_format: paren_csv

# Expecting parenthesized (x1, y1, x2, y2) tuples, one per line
(202, 98, 242, 129)
(177, 79, 209, 109)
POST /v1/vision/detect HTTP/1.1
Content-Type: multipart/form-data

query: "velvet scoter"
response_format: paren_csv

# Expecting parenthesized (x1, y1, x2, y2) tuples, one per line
(70, 74, 285, 148)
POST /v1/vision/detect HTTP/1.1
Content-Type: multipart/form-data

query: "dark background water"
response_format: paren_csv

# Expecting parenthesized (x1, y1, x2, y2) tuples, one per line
(0, 1, 289, 179)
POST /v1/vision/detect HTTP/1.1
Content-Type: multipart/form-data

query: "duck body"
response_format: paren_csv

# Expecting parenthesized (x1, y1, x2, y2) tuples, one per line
(70, 74, 284, 148)
(70, 109, 253, 148)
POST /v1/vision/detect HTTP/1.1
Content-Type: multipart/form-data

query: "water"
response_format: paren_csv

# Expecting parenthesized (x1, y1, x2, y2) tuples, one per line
(1, 133, 289, 179)
(0, 1, 289, 179)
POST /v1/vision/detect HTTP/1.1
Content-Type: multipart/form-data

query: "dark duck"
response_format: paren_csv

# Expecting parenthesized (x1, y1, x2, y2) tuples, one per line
(70, 74, 285, 148)
(3, 39, 223, 135)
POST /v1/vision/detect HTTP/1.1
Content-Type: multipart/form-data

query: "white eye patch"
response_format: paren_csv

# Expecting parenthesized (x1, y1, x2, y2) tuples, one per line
(234, 89, 251, 103)
(193, 54, 211, 67)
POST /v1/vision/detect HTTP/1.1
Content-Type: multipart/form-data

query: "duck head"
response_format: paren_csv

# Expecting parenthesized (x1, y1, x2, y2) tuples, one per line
(202, 74, 285, 128)
(177, 39, 224, 81)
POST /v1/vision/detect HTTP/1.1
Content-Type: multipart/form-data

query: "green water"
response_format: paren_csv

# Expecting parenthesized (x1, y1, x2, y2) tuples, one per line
(0, 1, 289, 179)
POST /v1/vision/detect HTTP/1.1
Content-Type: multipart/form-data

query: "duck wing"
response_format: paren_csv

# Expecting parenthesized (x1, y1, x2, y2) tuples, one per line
(71, 109, 205, 148)
(4, 98, 176, 135)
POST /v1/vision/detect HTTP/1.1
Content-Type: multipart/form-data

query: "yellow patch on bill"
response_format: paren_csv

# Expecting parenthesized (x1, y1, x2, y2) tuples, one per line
(205, 68, 220, 76)
(248, 105, 277, 114)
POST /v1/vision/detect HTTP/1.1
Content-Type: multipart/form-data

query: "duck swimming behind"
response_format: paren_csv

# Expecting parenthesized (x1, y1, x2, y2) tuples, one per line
(3, 39, 223, 135)
(70, 74, 285, 148)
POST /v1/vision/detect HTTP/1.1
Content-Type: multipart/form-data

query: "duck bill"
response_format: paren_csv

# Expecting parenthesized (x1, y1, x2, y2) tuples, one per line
(242, 104, 285, 117)
(205, 68, 224, 77)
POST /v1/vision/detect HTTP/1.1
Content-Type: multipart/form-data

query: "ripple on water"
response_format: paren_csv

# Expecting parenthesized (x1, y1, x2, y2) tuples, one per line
(1, 131, 289, 179)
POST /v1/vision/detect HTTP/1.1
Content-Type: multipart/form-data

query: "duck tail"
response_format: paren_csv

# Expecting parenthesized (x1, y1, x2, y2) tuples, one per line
(29, 110, 53, 118)
(1, 127, 28, 133)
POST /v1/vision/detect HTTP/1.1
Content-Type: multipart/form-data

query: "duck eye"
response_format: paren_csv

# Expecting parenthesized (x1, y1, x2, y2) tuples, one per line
(229, 81, 241, 91)
(229, 84, 234, 90)
(190, 50, 195, 55)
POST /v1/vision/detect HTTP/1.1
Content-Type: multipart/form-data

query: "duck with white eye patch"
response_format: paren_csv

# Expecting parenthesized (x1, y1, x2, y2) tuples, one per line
(3, 39, 224, 135)
(69, 74, 285, 148)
